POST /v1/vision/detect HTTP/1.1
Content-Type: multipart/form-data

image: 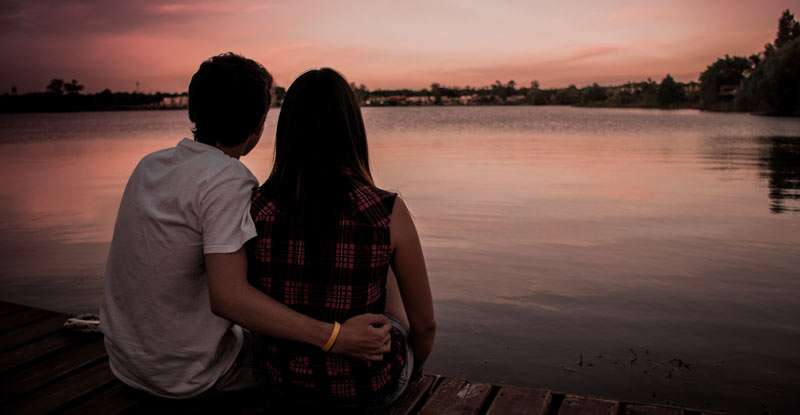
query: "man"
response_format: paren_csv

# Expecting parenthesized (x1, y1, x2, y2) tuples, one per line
(100, 53, 390, 399)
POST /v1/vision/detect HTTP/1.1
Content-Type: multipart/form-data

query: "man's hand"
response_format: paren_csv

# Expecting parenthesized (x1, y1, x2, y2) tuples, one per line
(331, 314, 392, 361)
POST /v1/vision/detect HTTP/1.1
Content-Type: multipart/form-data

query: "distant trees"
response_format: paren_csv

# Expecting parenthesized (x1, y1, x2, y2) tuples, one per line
(527, 80, 548, 105)
(738, 37, 800, 115)
(554, 85, 580, 105)
(1, 85, 186, 112)
(46, 79, 65, 95)
(45, 79, 84, 95)
(430, 83, 442, 104)
(736, 9, 800, 115)
(63, 79, 84, 95)
(580, 83, 606, 104)
(698, 55, 752, 110)
(491, 80, 509, 102)
(696, 9, 800, 115)
(775, 9, 800, 49)
(274, 86, 286, 106)
(350, 82, 369, 104)
(657, 74, 685, 106)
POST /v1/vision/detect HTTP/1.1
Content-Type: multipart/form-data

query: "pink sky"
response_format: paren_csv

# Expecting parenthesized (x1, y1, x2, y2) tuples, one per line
(0, 0, 797, 92)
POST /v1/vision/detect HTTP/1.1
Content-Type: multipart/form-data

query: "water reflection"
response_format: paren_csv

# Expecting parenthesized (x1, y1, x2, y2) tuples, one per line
(701, 135, 800, 214)
(759, 137, 800, 214)
(1, 109, 799, 412)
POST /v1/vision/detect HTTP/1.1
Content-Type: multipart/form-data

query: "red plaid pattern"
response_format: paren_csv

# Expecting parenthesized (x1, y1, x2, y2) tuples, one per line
(263, 360, 283, 384)
(370, 244, 392, 267)
(254, 237, 271, 261)
(325, 285, 352, 309)
(352, 186, 381, 211)
(325, 356, 352, 376)
(284, 240, 305, 265)
(330, 379, 357, 399)
(283, 280, 310, 305)
(366, 281, 382, 303)
(334, 243, 356, 269)
(288, 356, 313, 375)
(248, 182, 407, 405)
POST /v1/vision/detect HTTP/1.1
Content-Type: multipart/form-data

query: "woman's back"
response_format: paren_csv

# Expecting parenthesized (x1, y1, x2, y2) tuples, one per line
(248, 180, 407, 404)
(247, 67, 434, 407)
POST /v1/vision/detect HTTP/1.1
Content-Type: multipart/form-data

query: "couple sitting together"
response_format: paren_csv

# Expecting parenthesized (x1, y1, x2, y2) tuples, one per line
(99, 52, 436, 410)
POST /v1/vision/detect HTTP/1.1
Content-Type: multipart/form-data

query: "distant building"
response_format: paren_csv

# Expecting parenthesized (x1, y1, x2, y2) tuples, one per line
(506, 95, 527, 104)
(365, 95, 411, 106)
(458, 94, 478, 105)
(682, 82, 700, 94)
(407, 96, 433, 105)
(160, 95, 188, 108)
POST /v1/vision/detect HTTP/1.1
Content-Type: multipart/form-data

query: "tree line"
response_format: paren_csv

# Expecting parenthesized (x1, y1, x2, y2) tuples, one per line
(0, 79, 187, 113)
(2, 10, 797, 115)
(700, 10, 800, 115)
(355, 75, 694, 109)
(356, 9, 799, 115)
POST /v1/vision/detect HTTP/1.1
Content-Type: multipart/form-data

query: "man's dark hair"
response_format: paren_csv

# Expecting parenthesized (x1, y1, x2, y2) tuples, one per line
(188, 52, 273, 147)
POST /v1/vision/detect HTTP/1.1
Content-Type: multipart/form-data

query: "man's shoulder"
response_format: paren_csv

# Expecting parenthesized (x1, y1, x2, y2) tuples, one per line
(202, 156, 256, 185)
(137, 146, 175, 166)
(180, 142, 254, 181)
(136, 141, 254, 184)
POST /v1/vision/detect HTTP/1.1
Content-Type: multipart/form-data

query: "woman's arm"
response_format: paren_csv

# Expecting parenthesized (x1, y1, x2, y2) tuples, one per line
(385, 269, 409, 330)
(390, 197, 436, 367)
(206, 248, 392, 361)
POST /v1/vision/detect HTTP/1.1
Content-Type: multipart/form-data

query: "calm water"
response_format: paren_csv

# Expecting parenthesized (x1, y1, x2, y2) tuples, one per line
(1, 107, 799, 413)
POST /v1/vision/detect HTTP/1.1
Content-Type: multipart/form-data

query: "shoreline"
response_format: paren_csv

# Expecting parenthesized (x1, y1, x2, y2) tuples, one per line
(1, 104, 790, 117)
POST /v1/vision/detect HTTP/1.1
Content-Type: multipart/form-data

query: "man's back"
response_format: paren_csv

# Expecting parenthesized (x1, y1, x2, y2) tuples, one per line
(100, 138, 258, 398)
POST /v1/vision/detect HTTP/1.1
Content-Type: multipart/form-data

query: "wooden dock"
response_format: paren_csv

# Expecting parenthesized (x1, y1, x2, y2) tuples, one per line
(0, 301, 722, 414)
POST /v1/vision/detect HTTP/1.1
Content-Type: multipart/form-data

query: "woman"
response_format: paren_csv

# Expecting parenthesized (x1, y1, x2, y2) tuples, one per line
(247, 68, 436, 409)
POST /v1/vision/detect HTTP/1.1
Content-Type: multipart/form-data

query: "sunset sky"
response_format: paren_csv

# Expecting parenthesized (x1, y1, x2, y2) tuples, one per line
(1, 0, 797, 93)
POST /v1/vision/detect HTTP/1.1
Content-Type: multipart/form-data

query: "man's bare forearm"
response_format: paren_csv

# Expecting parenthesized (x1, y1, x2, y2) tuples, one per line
(212, 282, 332, 348)
(206, 249, 393, 361)
(205, 249, 332, 348)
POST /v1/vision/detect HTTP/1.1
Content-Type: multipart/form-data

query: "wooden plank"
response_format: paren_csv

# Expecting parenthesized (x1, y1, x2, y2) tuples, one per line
(387, 374, 439, 415)
(0, 302, 723, 415)
(487, 386, 551, 415)
(558, 395, 619, 415)
(60, 381, 144, 415)
(624, 403, 683, 415)
(0, 307, 59, 333)
(419, 378, 493, 415)
(0, 337, 107, 400)
(0, 331, 88, 372)
(6, 360, 117, 414)
(0, 313, 69, 352)
(0, 301, 30, 315)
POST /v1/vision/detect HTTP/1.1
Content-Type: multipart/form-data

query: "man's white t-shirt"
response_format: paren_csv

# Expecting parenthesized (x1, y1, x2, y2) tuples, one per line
(100, 138, 258, 398)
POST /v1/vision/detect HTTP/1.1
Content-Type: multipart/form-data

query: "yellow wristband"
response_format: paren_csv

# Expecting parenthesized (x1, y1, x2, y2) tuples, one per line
(322, 321, 341, 352)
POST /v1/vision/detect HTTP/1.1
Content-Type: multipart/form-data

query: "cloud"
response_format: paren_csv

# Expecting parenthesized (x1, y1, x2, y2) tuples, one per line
(0, 0, 268, 37)
(407, 44, 624, 88)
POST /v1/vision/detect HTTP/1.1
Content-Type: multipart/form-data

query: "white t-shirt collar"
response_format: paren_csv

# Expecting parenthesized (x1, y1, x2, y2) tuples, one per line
(177, 138, 227, 156)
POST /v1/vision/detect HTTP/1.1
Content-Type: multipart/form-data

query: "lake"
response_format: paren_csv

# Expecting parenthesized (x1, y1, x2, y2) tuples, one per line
(0, 107, 798, 413)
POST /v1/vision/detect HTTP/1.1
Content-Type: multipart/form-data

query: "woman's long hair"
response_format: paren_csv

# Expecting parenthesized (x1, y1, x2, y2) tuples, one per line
(265, 68, 373, 268)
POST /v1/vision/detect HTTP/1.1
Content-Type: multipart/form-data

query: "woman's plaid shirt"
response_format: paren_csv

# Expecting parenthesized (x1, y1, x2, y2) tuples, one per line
(247, 182, 407, 404)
